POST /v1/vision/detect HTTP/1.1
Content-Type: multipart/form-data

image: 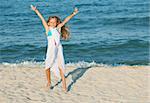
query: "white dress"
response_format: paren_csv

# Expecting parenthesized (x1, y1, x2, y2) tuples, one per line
(45, 27, 65, 77)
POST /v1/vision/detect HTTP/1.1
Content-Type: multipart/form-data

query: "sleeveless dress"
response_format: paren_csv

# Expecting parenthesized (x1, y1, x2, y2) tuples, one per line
(45, 27, 65, 77)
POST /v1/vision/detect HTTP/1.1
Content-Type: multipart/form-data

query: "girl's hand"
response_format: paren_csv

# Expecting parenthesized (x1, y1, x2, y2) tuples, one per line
(30, 5, 37, 11)
(73, 7, 79, 15)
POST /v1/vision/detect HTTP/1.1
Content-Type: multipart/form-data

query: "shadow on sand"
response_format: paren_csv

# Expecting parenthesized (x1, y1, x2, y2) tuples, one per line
(51, 66, 91, 92)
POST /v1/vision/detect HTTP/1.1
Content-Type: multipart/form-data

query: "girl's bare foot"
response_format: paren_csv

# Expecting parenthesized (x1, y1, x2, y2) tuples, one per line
(63, 87, 67, 93)
(47, 82, 51, 87)
(44, 82, 51, 91)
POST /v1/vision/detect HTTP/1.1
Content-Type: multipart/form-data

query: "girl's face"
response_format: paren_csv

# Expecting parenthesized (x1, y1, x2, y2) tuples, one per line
(48, 18, 57, 28)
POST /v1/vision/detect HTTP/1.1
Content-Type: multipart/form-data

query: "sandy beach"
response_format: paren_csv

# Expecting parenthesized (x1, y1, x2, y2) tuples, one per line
(0, 64, 149, 103)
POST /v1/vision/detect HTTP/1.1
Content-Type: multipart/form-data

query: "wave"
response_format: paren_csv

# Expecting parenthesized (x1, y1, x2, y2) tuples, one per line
(75, 2, 112, 7)
(1, 44, 46, 52)
(0, 60, 147, 69)
(0, 61, 107, 69)
(102, 39, 148, 50)
(97, 16, 150, 26)
(63, 39, 149, 50)
(75, 1, 150, 7)
(72, 16, 150, 27)
(1, 39, 148, 64)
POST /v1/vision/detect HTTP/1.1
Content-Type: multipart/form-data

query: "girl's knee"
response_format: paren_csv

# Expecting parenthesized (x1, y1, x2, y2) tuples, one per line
(59, 68, 65, 75)
(45, 68, 50, 71)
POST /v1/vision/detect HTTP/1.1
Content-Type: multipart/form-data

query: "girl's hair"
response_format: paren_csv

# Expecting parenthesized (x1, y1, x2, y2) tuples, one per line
(47, 16, 70, 40)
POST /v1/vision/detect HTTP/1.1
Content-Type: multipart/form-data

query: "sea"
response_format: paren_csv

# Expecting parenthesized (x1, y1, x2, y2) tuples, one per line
(0, 0, 149, 67)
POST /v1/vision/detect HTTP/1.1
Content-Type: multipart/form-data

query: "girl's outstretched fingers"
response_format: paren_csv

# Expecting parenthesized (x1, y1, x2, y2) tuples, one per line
(73, 7, 79, 15)
(30, 5, 36, 11)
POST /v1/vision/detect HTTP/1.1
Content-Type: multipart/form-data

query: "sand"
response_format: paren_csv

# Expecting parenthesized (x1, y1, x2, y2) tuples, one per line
(0, 64, 149, 103)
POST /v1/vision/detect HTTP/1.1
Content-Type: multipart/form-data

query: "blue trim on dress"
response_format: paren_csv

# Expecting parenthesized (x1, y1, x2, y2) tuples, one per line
(48, 30, 52, 36)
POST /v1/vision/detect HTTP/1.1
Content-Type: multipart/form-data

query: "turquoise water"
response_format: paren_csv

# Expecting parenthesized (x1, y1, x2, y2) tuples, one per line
(0, 0, 149, 65)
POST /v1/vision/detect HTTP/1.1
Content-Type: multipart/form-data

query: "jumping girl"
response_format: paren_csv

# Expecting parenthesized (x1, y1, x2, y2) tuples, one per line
(31, 5, 78, 92)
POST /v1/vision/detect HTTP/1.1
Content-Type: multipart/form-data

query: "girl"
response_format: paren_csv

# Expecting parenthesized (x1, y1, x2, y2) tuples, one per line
(31, 5, 78, 92)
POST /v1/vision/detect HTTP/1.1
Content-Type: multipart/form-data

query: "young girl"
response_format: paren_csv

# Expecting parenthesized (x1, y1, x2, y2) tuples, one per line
(31, 5, 78, 92)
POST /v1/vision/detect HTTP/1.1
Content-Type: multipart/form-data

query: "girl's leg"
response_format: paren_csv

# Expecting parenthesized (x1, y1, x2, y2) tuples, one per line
(59, 68, 67, 92)
(45, 68, 51, 87)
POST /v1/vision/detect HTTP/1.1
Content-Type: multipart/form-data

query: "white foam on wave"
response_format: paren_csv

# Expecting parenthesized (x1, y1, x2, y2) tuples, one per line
(0, 61, 110, 68)
(66, 61, 109, 68)
(1, 61, 44, 68)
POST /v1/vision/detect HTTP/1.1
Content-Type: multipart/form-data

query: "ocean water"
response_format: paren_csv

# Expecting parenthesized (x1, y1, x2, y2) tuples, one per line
(0, 0, 150, 66)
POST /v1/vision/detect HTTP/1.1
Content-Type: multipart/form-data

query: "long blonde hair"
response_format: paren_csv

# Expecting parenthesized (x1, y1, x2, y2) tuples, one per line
(47, 16, 70, 40)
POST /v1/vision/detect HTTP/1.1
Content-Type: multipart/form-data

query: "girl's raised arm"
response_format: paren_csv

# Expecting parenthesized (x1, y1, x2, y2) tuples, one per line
(31, 5, 49, 32)
(57, 8, 79, 28)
